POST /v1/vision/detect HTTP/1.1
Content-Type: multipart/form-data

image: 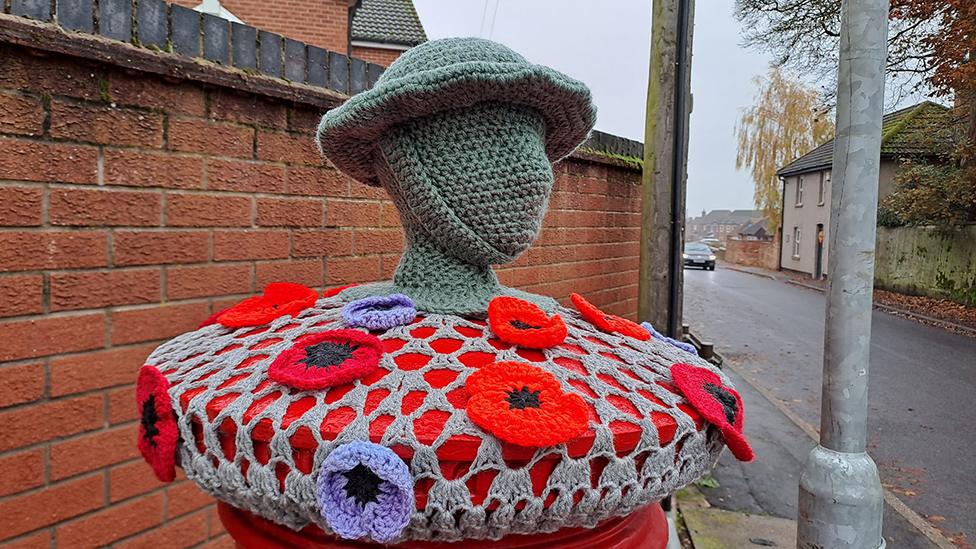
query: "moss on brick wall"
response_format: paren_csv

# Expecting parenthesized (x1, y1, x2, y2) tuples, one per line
(875, 225, 976, 306)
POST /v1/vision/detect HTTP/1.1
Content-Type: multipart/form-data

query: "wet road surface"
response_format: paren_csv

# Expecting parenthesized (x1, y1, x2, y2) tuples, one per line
(683, 266, 975, 547)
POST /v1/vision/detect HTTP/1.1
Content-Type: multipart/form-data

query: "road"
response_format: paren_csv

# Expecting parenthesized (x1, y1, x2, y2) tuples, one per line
(683, 265, 975, 548)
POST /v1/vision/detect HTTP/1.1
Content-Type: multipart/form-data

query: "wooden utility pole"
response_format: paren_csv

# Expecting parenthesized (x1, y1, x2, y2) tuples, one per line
(638, 0, 695, 336)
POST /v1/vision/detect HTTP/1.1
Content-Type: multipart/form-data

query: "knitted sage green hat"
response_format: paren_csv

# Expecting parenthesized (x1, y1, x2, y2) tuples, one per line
(317, 37, 597, 186)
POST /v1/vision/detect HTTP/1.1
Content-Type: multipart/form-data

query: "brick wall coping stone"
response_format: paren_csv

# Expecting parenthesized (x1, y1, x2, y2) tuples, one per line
(0, 4, 643, 168)
(0, 12, 348, 109)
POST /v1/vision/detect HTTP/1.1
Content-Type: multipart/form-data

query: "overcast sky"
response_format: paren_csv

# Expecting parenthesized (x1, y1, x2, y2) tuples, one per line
(412, 0, 771, 216)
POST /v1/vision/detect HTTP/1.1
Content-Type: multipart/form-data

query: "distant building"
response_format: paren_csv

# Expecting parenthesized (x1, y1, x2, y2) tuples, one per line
(726, 217, 780, 270)
(777, 101, 952, 279)
(687, 209, 763, 243)
(350, 0, 428, 66)
(182, 0, 427, 66)
(735, 219, 773, 242)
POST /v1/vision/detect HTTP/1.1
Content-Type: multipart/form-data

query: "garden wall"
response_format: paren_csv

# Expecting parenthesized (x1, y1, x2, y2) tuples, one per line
(875, 225, 976, 306)
(0, 6, 642, 547)
(725, 237, 779, 271)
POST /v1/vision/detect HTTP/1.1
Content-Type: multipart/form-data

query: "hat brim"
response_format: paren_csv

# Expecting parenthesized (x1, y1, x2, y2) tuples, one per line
(317, 60, 597, 186)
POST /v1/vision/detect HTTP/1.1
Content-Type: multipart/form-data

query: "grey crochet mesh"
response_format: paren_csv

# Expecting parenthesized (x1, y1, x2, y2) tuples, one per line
(147, 294, 727, 541)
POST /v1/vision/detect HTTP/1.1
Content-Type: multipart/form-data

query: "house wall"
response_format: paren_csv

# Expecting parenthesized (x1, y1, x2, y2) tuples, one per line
(708, 223, 737, 243)
(878, 158, 899, 199)
(171, 0, 351, 52)
(351, 44, 404, 67)
(780, 159, 899, 277)
(780, 170, 831, 276)
(0, 21, 642, 547)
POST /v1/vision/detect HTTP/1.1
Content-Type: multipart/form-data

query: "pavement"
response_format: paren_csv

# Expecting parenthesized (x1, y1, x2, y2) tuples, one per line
(677, 264, 975, 548)
(677, 486, 797, 548)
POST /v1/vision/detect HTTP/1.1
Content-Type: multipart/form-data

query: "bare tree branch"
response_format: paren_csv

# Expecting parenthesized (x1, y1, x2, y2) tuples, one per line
(734, 0, 937, 106)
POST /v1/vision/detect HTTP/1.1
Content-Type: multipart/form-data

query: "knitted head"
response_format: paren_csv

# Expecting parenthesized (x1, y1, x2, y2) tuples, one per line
(377, 103, 552, 265)
(317, 38, 597, 314)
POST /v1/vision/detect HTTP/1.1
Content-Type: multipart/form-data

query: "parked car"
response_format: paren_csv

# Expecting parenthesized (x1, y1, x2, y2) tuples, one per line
(683, 242, 716, 270)
(699, 237, 721, 249)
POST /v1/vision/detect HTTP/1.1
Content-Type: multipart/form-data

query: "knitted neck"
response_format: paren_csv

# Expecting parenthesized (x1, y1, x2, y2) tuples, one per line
(394, 227, 501, 301)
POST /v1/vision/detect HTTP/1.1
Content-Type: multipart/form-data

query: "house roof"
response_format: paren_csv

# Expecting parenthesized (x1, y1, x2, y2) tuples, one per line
(738, 219, 769, 236)
(351, 0, 427, 47)
(777, 101, 953, 178)
(693, 209, 762, 225)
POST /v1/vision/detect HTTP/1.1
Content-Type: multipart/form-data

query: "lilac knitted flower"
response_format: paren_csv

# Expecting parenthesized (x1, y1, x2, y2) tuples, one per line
(316, 441, 414, 542)
(342, 294, 417, 331)
(641, 322, 699, 356)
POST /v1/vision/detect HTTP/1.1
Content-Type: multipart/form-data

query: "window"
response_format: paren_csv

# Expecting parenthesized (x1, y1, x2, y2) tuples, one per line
(795, 177, 804, 206)
(792, 227, 801, 258)
(818, 172, 828, 206)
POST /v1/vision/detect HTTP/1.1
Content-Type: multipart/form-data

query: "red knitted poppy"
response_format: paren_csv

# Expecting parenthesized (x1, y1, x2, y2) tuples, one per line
(217, 283, 318, 328)
(670, 363, 754, 462)
(268, 329, 383, 390)
(465, 361, 589, 447)
(323, 284, 359, 298)
(136, 365, 179, 482)
(487, 296, 567, 349)
(570, 293, 649, 341)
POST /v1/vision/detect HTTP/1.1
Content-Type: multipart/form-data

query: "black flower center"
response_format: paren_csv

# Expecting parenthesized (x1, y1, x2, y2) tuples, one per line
(301, 341, 358, 369)
(704, 383, 738, 425)
(506, 386, 542, 409)
(343, 463, 384, 506)
(141, 394, 160, 446)
(510, 319, 541, 330)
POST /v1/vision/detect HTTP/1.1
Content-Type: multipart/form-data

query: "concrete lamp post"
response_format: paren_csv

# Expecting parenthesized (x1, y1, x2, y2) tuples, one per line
(797, 0, 889, 547)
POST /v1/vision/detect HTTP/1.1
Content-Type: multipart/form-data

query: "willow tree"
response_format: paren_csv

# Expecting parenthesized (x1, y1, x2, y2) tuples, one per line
(735, 67, 834, 233)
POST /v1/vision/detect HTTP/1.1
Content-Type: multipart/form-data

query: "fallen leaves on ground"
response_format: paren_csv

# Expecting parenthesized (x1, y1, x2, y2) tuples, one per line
(947, 533, 973, 549)
(874, 289, 976, 333)
(780, 267, 976, 336)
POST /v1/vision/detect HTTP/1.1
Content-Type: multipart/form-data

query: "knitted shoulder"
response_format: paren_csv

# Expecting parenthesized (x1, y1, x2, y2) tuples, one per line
(336, 281, 559, 317)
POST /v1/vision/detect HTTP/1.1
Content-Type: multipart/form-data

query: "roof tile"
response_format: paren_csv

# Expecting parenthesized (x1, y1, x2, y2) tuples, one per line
(351, 0, 427, 47)
(777, 101, 953, 177)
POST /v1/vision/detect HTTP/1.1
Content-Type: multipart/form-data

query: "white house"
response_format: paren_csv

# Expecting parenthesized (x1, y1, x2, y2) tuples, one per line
(777, 101, 952, 278)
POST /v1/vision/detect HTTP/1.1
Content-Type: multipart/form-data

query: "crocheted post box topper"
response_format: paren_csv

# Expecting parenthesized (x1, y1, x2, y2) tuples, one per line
(138, 37, 745, 544)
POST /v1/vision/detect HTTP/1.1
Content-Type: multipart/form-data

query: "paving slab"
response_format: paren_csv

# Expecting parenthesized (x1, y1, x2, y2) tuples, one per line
(678, 488, 796, 549)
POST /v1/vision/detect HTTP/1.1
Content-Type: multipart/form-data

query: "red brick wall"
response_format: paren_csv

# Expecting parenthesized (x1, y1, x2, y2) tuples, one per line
(350, 45, 403, 67)
(170, 0, 351, 53)
(0, 43, 640, 547)
(725, 237, 780, 271)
